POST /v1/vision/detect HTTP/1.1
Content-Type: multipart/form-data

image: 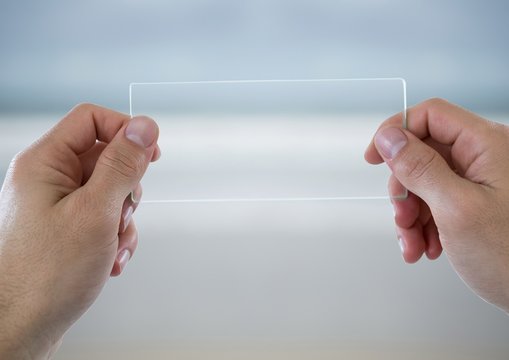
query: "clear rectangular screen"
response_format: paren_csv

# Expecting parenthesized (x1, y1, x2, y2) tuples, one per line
(129, 79, 407, 203)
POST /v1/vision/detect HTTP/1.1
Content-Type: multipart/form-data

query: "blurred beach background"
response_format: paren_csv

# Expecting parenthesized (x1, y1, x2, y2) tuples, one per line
(1, 1, 509, 359)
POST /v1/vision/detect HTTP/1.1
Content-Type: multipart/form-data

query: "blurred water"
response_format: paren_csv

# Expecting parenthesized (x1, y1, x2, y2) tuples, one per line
(1, 115, 508, 359)
(141, 115, 402, 202)
(1, 1, 509, 113)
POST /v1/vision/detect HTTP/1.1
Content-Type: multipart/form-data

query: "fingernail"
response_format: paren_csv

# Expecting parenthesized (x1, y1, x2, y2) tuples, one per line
(117, 249, 131, 272)
(130, 183, 142, 204)
(375, 127, 407, 160)
(122, 206, 133, 233)
(398, 236, 405, 254)
(125, 116, 158, 148)
(130, 191, 139, 204)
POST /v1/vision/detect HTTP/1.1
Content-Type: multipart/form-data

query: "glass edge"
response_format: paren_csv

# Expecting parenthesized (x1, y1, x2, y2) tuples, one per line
(131, 77, 409, 203)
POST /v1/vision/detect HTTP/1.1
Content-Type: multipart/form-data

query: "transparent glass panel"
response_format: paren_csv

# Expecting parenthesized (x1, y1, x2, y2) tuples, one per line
(129, 79, 407, 203)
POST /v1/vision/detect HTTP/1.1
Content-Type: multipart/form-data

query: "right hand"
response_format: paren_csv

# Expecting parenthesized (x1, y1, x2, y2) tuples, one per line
(365, 98, 509, 314)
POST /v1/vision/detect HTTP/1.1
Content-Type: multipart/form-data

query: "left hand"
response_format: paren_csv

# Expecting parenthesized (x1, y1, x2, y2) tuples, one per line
(0, 104, 160, 358)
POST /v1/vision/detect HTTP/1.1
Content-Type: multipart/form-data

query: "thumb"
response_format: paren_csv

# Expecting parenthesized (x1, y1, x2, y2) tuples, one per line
(86, 116, 159, 206)
(374, 126, 467, 208)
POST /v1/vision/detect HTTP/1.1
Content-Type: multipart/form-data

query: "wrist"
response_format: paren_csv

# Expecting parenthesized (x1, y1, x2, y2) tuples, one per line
(0, 306, 53, 360)
(0, 309, 59, 360)
(0, 277, 60, 359)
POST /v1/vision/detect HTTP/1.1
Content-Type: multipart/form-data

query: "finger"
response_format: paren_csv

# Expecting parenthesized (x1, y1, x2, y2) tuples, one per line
(424, 217, 442, 260)
(396, 98, 489, 144)
(393, 191, 421, 229)
(375, 126, 474, 210)
(7, 105, 140, 206)
(119, 183, 142, 234)
(391, 176, 441, 262)
(365, 111, 404, 164)
(365, 98, 493, 170)
(52, 104, 133, 155)
(82, 115, 158, 209)
(389, 175, 426, 263)
(30, 104, 133, 163)
(131, 182, 143, 208)
(388, 173, 407, 200)
(389, 175, 419, 228)
(111, 221, 138, 277)
(418, 200, 432, 226)
(396, 223, 426, 264)
(18, 104, 158, 206)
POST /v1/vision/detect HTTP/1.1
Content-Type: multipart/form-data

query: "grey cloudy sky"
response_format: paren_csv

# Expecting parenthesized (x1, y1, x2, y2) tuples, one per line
(0, 0, 508, 113)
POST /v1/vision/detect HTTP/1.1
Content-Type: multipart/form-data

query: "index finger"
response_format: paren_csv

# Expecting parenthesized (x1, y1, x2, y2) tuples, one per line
(51, 103, 132, 155)
(364, 98, 490, 164)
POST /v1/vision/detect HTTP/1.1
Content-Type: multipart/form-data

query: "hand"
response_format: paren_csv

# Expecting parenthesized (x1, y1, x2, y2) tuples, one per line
(0, 104, 160, 358)
(365, 98, 509, 314)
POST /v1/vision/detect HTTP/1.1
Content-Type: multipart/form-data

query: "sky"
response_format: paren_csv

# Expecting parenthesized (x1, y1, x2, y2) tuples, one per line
(0, 0, 508, 113)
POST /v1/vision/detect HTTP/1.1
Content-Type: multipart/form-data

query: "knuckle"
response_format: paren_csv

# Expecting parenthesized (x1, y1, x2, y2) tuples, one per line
(501, 124, 509, 142)
(486, 120, 507, 138)
(7, 150, 32, 178)
(423, 97, 449, 109)
(68, 103, 98, 116)
(99, 146, 146, 180)
(10, 149, 29, 168)
(422, 98, 453, 119)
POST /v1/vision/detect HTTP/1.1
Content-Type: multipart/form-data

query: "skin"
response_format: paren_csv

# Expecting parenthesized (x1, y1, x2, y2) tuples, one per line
(0, 104, 160, 359)
(1, 99, 508, 359)
(365, 98, 509, 314)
